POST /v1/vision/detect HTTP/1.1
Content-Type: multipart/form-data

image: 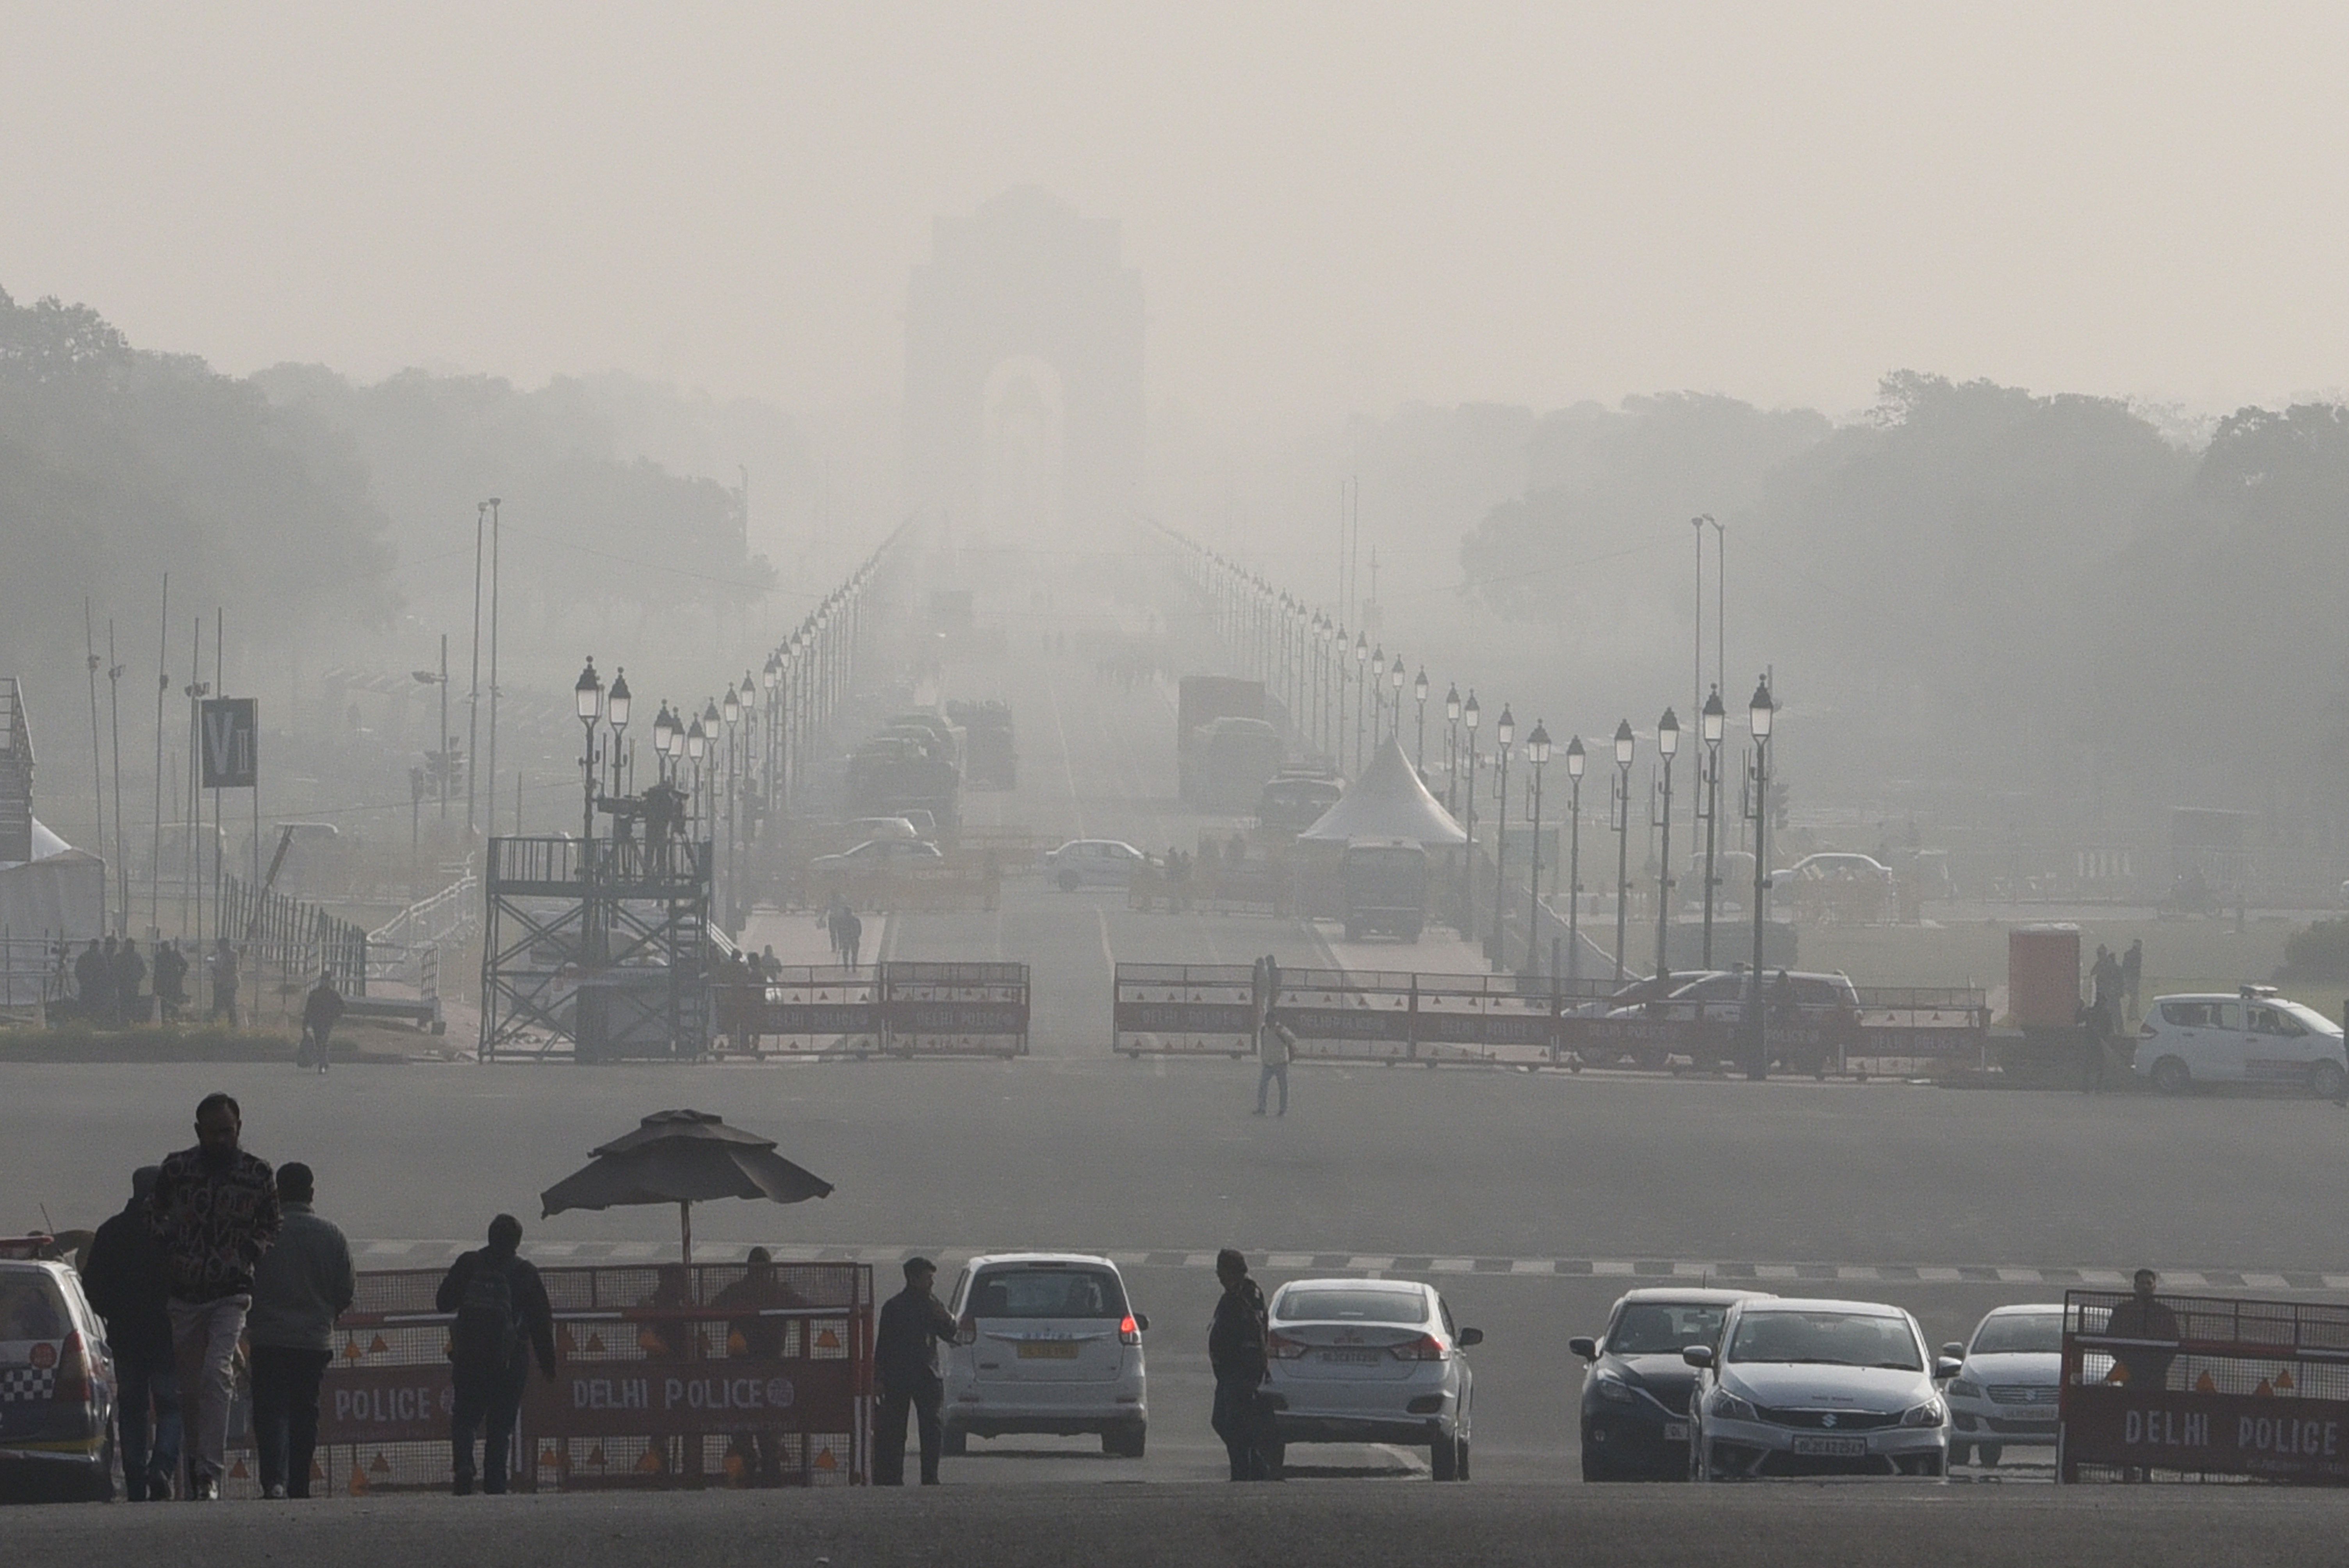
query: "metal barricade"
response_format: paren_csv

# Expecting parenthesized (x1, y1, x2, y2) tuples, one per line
(737, 961, 1028, 1060)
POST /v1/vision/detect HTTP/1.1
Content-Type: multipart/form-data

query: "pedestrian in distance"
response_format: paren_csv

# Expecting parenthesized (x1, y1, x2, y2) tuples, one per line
(114, 937, 149, 1026)
(1255, 1016, 1294, 1118)
(2122, 938, 2144, 1024)
(842, 910, 864, 969)
(82, 1165, 181, 1500)
(154, 941, 189, 1025)
(246, 1162, 354, 1499)
(298, 971, 344, 1072)
(74, 938, 108, 1026)
(435, 1213, 558, 1496)
(209, 937, 239, 1027)
(1208, 1248, 1273, 1481)
(148, 1092, 282, 1500)
(872, 1256, 956, 1486)
(99, 934, 120, 1023)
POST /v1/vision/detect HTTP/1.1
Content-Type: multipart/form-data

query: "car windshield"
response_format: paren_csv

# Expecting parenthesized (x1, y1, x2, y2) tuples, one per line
(1278, 1288, 1427, 1325)
(0, 1274, 66, 1340)
(1727, 1310, 1921, 1370)
(967, 1268, 1126, 1320)
(1971, 1313, 2062, 1355)
(1609, 1302, 1729, 1355)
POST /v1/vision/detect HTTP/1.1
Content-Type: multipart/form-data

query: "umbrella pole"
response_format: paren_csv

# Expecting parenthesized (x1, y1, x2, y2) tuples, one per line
(680, 1201, 693, 1269)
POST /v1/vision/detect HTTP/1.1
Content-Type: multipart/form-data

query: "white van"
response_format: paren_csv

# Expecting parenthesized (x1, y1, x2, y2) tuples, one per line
(941, 1253, 1149, 1457)
(2133, 989, 2348, 1097)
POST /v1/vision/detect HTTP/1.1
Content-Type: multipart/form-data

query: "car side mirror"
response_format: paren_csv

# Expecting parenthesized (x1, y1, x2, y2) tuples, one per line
(1934, 1356, 1964, 1381)
(1568, 1336, 1598, 1362)
(1134, 1313, 1150, 1333)
(1682, 1345, 1714, 1369)
(1939, 1342, 1966, 1361)
(1457, 1327, 1484, 1349)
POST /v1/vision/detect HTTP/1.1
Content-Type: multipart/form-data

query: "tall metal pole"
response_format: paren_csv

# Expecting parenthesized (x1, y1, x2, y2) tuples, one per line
(1565, 739, 1585, 982)
(1653, 710, 1679, 979)
(1524, 722, 1550, 979)
(151, 575, 169, 939)
(1461, 695, 1479, 943)
(84, 600, 107, 937)
(466, 505, 483, 837)
(1489, 709, 1512, 969)
(486, 498, 502, 848)
(1745, 676, 1775, 1081)
(1700, 687, 1724, 968)
(107, 622, 127, 932)
(1612, 720, 1634, 984)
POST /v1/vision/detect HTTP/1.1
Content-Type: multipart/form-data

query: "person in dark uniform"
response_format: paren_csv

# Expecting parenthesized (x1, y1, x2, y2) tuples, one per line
(872, 1256, 956, 1485)
(299, 972, 344, 1072)
(114, 938, 149, 1026)
(1208, 1248, 1271, 1480)
(2104, 1268, 2180, 1390)
(75, 939, 109, 1025)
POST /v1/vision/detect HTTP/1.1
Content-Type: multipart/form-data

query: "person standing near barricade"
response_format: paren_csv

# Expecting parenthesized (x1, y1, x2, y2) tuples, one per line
(246, 1162, 353, 1498)
(148, 1092, 282, 1500)
(713, 1247, 802, 1484)
(114, 937, 149, 1026)
(75, 938, 108, 1026)
(872, 1256, 955, 1486)
(1255, 1016, 1294, 1118)
(209, 937, 239, 1027)
(1208, 1248, 1271, 1480)
(843, 910, 864, 969)
(154, 941, 188, 1025)
(2122, 939, 2144, 1024)
(299, 971, 344, 1072)
(83, 1165, 181, 1500)
(436, 1213, 557, 1495)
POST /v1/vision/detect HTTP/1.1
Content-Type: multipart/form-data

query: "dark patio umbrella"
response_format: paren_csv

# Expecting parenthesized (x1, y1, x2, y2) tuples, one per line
(540, 1109, 834, 1265)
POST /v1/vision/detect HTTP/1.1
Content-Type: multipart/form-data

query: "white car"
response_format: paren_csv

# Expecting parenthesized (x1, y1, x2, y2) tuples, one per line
(1684, 1297, 1957, 1480)
(1043, 839, 1151, 892)
(2133, 990, 2348, 1097)
(941, 1253, 1149, 1457)
(808, 838, 945, 874)
(1262, 1277, 1481, 1481)
(1941, 1303, 2061, 1469)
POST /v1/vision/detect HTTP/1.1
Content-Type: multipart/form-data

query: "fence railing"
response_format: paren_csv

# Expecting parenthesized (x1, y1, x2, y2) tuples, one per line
(219, 875, 369, 998)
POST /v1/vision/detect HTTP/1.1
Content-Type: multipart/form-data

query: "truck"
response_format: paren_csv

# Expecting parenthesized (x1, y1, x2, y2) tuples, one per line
(1176, 675, 1271, 804)
(946, 700, 1017, 789)
(1340, 837, 1429, 942)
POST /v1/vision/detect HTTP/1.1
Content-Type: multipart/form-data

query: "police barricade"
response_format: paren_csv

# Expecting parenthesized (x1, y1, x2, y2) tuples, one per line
(738, 962, 1028, 1059)
(218, 1260, 873, 1496)
(1113, 962, 1259, 1056)
(2059, 1288, 2349, 1484)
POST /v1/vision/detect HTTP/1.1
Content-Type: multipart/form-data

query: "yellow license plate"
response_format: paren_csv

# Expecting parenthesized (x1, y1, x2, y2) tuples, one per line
(1016, 1342, 1080, 1360)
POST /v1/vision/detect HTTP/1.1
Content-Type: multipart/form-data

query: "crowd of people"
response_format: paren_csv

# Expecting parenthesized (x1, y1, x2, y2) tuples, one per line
(51, 934, 244, 1028)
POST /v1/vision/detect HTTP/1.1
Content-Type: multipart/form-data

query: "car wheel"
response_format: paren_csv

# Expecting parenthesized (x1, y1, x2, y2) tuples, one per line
(1102, 1422, 1146, 1458)
(1430, 1433, 1459, 1481)
(1581, 1452, 1610, 1482)
(1058, 870, 1080, 893)
(2311, 1059, 2347, 1101)
(1977, 1443, 2001, 1468)
(942, 1427, 968, 1456)
(1948, 1441, 1969, 1468)
(2151, 1056, 2191, 1095)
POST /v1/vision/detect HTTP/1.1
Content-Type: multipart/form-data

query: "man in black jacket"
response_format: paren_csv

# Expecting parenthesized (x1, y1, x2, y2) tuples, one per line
(435, 1214, 557, 1495)
(872, 1256, 956, 1485)
(1208, 1248, 1271, 1481)
(82, 1166, 181, 1500)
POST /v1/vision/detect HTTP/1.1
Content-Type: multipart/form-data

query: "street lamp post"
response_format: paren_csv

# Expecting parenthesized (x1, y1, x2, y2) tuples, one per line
(722, 682, 741, 934)
(1488, 706, 1514, 967)
(412, 636, 451, 819)
(1353, 631, 1368, 774)
(1699, 687, 1724, 967)
(1525, 722, 1551, 978)
(1388, 654, 1404, 745)
(1743, 676, 1776, 1081)
(574, 658, 604, 846)
(1652, 707, 1679, 979)
(1414, 669, 1429, 777)
(1611, 720, 1634, 983)
(762, 653, 781, 815)
(1461, 693, 1480, 942)
(1444, 685, 1462, 812)
(1565, 736, 1586, 981)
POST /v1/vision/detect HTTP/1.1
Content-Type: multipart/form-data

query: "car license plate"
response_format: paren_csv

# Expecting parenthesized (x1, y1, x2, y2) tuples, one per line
(1322, 1349, 1383, 1364)
(1664, 1422, 1688, 1440)
(1792, 1435, 1867, 1458)
(1016, 1343, 1079, 1360)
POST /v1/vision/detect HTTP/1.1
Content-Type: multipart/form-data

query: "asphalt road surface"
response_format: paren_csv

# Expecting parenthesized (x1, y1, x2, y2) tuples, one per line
(12, 568, 2349, 1545)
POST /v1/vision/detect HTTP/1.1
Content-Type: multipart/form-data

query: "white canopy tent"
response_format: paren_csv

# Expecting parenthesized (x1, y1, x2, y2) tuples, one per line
(1297, 735, 1468, 847)
(0, 817, 104, 939)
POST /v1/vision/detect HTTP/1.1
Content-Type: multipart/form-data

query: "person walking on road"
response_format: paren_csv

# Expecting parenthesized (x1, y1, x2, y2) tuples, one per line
(1208, 1248, 1272, 1481)
(208, 938, 239, 1027)
(246, 1162, 354, 1499)
(842, 910, 864, 969)
(872, 1256, 956, 1486)
(435, 1214, 558, 1495)
(82, 1165, 181, 1500)
(298, 971, 345, 1071)
(1255, 1017, 1294, 1117)
(148, 1092, 282, 1500)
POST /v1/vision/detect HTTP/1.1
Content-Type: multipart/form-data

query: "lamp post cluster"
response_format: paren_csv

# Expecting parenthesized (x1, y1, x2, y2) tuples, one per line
(1155, 524, 1779, 1029)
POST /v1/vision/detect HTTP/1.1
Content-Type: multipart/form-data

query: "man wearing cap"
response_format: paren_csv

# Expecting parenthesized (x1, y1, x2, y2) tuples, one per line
(872, 1256, 957, 1485)
(246, 1162, 355, 1498)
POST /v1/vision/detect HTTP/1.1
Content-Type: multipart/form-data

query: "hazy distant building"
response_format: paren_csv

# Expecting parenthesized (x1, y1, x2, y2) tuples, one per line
(904, 187, 1144, 544)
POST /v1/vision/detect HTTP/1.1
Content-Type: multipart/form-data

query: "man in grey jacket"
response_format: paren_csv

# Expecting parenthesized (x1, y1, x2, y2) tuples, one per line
(245, 1162, 354, 1499)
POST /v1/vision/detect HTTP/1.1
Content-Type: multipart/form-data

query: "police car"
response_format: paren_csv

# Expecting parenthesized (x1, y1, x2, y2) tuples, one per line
(0, 1242, 118, 1502)
(2132, 987, 2349, 1097)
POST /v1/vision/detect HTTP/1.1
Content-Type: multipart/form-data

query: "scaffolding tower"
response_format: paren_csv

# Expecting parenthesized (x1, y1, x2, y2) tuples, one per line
(479, 834, 713, 1062)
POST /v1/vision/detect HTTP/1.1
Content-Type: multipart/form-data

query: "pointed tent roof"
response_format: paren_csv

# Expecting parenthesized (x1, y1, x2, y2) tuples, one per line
(1297, 734, 1468, 846)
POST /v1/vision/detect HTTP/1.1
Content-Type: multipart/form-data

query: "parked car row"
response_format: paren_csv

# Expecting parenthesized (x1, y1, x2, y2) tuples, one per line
(1573, 1288, 2060, 1481)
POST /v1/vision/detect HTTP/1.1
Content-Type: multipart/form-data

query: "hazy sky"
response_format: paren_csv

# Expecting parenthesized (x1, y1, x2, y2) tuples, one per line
(6, 2, 2345, 427)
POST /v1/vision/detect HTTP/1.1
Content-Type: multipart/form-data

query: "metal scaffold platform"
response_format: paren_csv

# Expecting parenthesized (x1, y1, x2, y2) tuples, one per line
(479, 834, 713, 1062)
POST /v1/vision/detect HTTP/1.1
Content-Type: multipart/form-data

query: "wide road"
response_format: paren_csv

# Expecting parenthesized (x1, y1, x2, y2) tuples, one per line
(11, 555, 2349, 1524)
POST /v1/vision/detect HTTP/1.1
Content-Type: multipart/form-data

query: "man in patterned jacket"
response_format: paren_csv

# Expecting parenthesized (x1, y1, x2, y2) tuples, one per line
(148, 1092, 281, 1499)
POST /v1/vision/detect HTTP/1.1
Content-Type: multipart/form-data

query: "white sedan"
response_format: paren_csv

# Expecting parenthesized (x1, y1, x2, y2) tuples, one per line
(1043, 839, 1151, 892)
(2133, 991, 2348, 1097)
(1262, 1277, 1481, 1481)
(1941, 1303, 2061, 1469)
(1684, 1297, 1957, 1479)
(808, 838, 944, 874)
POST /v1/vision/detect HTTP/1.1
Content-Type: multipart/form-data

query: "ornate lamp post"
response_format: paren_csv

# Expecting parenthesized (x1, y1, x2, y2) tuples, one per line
(1700, 687, 1725, 967)
(1652, 706, 1679, 978)
(1444, 684, 1462, 811)
(1611, 719, 1634, 983)
(1564, 735, 1586, 981)
(686, 712, 709, 832)
(574, 658, 604, 846)
(721, 681, 742, 933)
(1488, 705, 1515, 966)
(738, 670, 757, 836)
(1353, 631, 1369, 774)
(605, 668, 632, 800)
(652, 701, 678, 783)
(1461, 692, 1481, 942)
(1389, 654, 1406, 744)
(1524, 721, 1552, 977)
(762, 652, 781, 814)
(1414, 668, 1429, 777)
(1743, 675, 1777, 1081)
(699, 699, 721, 841)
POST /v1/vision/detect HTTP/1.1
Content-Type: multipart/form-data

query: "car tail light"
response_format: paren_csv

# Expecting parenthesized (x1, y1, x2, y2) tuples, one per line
(954, 1312, 977, 1347)
(53, 1331, 90, 1404)
(1390, 1333, 1447, 1362)
(1268, 1331, 1311, 1360)
(1119, 1314, 1141, 1346)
